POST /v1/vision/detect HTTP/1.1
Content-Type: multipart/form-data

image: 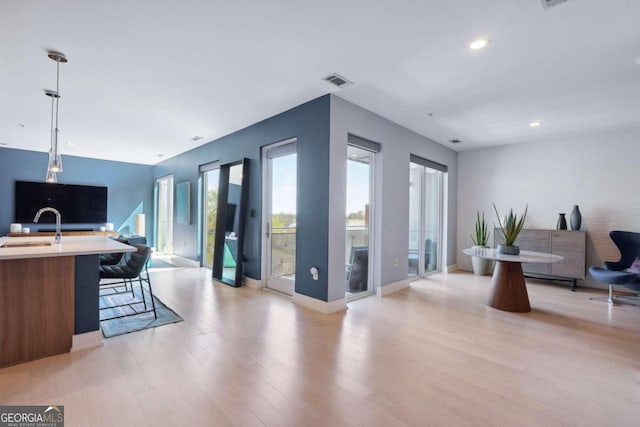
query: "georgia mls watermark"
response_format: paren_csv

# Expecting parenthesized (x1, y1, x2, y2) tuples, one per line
(0, 406, 64, 427)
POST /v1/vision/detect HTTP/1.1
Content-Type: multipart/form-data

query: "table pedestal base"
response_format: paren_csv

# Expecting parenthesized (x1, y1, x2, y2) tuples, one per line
(488, 261, 531, 313)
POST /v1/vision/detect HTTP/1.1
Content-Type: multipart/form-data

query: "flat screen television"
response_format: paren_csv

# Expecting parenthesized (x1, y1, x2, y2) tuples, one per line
(14, 180, 108, 224)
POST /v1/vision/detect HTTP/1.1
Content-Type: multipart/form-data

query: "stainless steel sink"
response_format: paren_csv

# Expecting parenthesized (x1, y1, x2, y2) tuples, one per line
(0, 241, 53, 248)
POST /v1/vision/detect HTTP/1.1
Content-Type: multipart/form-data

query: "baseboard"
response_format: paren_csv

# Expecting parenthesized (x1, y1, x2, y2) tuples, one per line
(377, 279, 410, 296)
(151, 253, 200, 268)
(71, 330, 103, 352)
(292, 292, 347, 314)
(178, 257, 200, 268)
(444, 264, 458, 273)
(171, 255, 200, 268)
(243, 276, 264, 289)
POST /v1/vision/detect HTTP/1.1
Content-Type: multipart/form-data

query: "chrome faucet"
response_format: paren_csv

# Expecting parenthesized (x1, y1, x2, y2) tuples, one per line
(33, 207, 62, 243)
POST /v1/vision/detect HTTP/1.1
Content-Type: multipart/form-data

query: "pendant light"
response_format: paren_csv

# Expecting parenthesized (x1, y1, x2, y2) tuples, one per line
(45, 170, 57, 183)
(45, 50, 67, 182)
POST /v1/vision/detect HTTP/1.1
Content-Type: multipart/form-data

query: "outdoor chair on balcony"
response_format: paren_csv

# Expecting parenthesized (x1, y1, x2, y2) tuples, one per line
(346, 246, 368, 293)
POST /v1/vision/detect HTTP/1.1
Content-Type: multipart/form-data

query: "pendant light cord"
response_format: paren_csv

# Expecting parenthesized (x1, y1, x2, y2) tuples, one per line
(53, 58, 60, 153)
(50, 91, 55, 152)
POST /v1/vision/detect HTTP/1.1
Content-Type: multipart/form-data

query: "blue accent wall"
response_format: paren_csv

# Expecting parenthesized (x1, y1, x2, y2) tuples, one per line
(153, 95, 331, 301)
(0, 147, 154, 240)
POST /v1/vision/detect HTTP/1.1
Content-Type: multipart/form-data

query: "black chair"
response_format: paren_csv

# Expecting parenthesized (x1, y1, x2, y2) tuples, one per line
(346, 246, 368, 293)
(99, 244, 157, 320)
(99, 237, 130, 266)
(588, 231, 640, 305)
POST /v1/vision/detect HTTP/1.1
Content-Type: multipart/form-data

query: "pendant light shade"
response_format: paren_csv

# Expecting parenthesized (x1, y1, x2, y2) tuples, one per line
(45, 170, 57, 183)
(48, 148, 63, 172)
(44, 51, 67, 181)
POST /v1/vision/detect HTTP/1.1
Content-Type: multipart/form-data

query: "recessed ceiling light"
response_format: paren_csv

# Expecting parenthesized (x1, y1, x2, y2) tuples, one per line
(18, 123, 25, 128)
(469, 38, 490, 50)
(157, 153, 165, 158)
(66, 142, 75, 146)
(190, 136, 203, 141)
(449, 139, 461, 144)
(529, 121, 543, 127)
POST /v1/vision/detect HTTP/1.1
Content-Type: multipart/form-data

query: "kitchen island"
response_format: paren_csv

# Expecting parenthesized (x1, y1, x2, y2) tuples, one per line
(0, 235, 135, 368)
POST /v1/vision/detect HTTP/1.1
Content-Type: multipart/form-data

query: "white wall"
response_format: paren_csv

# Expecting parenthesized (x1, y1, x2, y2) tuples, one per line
(457, 129, 640, 288)
(328, 95, 458, 302)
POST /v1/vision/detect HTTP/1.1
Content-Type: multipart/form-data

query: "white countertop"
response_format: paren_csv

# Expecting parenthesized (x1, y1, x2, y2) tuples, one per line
(463, 247, 563, 264)
(0, 235, 136, 260)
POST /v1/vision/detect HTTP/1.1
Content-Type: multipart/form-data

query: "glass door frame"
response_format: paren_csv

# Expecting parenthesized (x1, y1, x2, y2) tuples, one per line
(200, 161, 220, 268)
(261, 137, 298, 295)
(424, 168, 443, 276)
(408, 159, 445, 279)
(345, 144, 377, 301)
(155, 174, 174, 255)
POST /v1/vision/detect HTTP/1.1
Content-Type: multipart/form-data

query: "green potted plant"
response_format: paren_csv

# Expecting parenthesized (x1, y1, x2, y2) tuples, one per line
(470, 211, 491, 275)
(493, 203, 528, 255)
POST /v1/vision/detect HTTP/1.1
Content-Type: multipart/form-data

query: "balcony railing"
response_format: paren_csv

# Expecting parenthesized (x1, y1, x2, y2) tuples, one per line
(271, 228, 296, 277)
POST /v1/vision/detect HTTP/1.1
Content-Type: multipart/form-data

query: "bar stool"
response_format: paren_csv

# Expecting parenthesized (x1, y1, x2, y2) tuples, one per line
(99, 244, 157, 320)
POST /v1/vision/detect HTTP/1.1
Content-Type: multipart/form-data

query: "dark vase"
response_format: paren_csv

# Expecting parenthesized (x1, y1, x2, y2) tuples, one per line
(570, 205, 582, 230)
(557, 213, 567, 230)
(496, 244, 520, 255)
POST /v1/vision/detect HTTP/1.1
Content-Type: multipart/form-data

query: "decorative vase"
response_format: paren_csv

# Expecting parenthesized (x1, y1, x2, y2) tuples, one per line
(570, 205, 582, 230)
(557, 213, 567, 230)
(471, 245, 491, 275)
(496, 244, 520, 255)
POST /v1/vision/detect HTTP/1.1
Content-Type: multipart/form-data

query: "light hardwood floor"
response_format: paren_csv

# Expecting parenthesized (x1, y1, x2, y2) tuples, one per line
(1, 268, 639, 426)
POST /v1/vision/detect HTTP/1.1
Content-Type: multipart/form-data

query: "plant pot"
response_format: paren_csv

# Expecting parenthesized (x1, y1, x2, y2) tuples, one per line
(496, 244, 520, 255)
(471, 246, 491, 275)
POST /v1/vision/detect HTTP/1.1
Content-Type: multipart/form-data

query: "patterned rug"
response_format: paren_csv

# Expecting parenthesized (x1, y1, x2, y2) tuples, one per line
(99, 284, 183, 338)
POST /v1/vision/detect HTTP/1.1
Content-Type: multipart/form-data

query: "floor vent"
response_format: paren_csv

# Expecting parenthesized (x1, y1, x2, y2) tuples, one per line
(323, 73, 353, 88)
(541, 0, 567, 10)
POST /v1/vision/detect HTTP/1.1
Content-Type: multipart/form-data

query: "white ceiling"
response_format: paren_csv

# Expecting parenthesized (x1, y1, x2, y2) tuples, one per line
(1, 0, 639, 165)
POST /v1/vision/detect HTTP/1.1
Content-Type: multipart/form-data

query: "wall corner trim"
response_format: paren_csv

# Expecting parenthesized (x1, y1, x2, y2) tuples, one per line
(292, 292, 347, 314)
(243, 276, 264, 289)
(71, 330, 103, 352)
(377, 279, 410, 296)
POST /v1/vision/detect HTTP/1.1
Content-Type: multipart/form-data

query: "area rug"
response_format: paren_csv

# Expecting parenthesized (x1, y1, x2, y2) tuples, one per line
(99, 285, 183, 338)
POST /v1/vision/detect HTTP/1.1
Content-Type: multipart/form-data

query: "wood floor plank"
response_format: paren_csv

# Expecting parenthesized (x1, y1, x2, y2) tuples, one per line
(1, 268, 639, 426)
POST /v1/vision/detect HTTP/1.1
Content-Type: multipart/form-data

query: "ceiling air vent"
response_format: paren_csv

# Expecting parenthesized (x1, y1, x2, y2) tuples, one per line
(323, 73, 353, 89)
(541, 0, 567, 10)
(449, 139, 461, 144)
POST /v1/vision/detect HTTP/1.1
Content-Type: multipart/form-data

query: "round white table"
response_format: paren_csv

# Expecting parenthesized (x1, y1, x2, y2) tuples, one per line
(463, 247, 563, 312)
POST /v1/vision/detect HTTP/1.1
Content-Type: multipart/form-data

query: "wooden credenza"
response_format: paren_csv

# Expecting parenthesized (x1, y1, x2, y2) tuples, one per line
(494, 229, 586, 291)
